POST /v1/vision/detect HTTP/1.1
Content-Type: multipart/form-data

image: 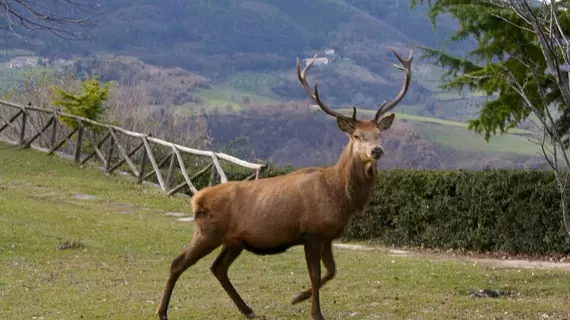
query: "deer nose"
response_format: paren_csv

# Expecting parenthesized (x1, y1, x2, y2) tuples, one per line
(371, 147, 384, 159)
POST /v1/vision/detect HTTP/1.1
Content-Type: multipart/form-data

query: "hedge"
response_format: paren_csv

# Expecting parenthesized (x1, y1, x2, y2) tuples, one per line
(349, 169, 570, 254)
(222, 166, 568, 255)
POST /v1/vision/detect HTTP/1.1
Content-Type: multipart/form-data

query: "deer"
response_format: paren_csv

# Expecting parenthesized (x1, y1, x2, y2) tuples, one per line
(156, 47, 413, 320)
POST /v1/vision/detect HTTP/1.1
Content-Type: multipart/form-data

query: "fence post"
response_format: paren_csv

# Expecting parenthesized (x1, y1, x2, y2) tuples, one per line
(74, 122, 84, 164)
(137, 142, 148, 184)
(0, 100, 266, 195)
(50, 113, 58, 150)
(19, 108, 27, 147)
(105, 135, 114, 173)
(165, 152, 176, 191)
(209, 163, 219, 186)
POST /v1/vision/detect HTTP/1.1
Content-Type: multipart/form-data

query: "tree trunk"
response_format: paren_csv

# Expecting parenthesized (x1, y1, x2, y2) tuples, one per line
(560, 186, 570, 236)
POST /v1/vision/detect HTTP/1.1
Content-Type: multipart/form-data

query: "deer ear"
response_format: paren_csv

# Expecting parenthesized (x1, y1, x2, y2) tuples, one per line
(376, 113, 395, 131)
(336, 117, 355, 134)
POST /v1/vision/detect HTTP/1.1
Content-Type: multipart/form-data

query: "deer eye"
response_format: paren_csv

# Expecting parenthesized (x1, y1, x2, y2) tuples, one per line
(353, 134, 361, 140)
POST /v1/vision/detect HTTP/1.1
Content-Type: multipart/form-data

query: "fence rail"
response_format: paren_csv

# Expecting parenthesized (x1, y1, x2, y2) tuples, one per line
(0, 100, 266, 196)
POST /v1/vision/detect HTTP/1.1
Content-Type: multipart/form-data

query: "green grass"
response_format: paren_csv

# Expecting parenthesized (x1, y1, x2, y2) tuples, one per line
(0, 64, 38, 92)
(338, 108, 531, 134)
(389, 104, 429, 117)
(193, 85, 278, 111)
(0, 65, 58, 95)
(337, 108, 540, 156)
(431, 90, 488, 101)
(223, 72, 282, 97)
(3, 144, 570, 319)
(0, 48, 35, 59)
(414, 122, 540, 156)
(430, 91, 468, 101)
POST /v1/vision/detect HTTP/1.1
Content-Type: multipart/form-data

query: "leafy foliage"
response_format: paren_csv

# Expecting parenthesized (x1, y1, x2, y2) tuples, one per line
(348, 169, 568, 254)
(51, 76, 112, 131)
(410, 0, 569, 140)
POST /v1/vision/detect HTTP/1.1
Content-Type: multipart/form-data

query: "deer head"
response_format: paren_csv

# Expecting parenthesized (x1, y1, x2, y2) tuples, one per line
(296, 48, 413, 163)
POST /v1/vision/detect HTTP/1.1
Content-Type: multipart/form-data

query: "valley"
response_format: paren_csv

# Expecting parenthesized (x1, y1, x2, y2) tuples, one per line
(0, 0, 546, 169)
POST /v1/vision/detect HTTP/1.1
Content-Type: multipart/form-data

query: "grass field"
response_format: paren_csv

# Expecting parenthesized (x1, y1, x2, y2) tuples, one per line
(223, 72, 282, 98)
(412, 122, 540, 156)
(2, 145, 570, 319)
(193, 85, 278, 110)
(336, 108, 540, 156)
(430, 90, 487, 101)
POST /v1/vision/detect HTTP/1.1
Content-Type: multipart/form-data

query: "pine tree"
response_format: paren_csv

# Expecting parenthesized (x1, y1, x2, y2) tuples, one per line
(52, 76, 112, 132)
(410, 0, 570, 140)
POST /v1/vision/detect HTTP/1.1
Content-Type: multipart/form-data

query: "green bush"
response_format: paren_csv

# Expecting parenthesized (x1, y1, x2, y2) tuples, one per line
(52, 76, 112, 132)
(347, 169, 569, 254)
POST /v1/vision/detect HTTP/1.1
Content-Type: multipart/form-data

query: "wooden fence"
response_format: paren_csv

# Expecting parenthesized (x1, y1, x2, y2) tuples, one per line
(0, 100, 266, 196)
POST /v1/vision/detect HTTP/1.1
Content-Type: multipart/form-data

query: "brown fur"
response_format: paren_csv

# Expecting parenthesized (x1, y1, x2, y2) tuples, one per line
(156, 49, 413, 320)
(192, 137, 376, 253)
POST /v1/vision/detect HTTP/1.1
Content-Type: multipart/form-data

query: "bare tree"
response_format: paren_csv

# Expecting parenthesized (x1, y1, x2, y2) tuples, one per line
(0, 0, 106, 40)
(486, 0, 570, 233)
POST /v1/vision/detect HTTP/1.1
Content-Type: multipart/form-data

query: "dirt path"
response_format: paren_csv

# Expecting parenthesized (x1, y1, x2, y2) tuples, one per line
(333, 243, 570, 270)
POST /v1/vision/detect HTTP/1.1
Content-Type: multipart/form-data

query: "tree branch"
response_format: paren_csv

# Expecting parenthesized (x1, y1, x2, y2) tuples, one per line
(0, 0, 107, 40)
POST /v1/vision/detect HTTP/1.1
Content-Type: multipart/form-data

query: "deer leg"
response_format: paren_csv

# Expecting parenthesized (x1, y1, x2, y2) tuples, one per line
(303, 237, 325, 320)
(210, 245, 259, 318)
(156, 231, 220, 320)
(291, 240, 336, 305)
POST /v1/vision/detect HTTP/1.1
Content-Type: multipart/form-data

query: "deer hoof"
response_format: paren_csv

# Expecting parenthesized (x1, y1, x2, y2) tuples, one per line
(247, 312, 268, 319)
(156, 308, 167, 320)
(290, 291, 311, 304)
(312, 312, 326, 320)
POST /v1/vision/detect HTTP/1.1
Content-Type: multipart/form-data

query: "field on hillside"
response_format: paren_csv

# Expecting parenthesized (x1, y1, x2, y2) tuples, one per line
(0, 48, 530, 160)
(2, 144, 570, 319)
(193, 85, 278, 110)
(189, 86, 540, 157)
(188, 70, 540, 157)
(336, 108, 540, 156)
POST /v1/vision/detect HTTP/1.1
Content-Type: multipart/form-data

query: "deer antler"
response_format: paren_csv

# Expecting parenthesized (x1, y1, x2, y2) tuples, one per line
(296, 54, 357, 124)
(374, 48, 414, 122)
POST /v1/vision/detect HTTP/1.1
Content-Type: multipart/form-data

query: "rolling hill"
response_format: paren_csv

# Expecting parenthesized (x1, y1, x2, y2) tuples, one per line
(0, 0, 546, 169)
(10, 0, 476, 113)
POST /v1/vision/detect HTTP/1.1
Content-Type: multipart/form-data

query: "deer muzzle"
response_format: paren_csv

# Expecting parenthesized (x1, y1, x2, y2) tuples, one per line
(371, 146, 384, 160)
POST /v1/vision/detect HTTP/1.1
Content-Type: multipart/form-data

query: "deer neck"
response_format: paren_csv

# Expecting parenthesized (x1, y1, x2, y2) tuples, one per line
(332, 140, 377, 215)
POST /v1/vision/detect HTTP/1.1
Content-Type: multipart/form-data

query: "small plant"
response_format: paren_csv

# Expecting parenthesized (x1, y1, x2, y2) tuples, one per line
(51, 75, 112, 133)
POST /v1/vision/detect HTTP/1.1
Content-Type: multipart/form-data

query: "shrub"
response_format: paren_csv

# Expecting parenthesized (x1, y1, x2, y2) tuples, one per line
(52, 76, 112, 132)
(346, 169, 569, 254)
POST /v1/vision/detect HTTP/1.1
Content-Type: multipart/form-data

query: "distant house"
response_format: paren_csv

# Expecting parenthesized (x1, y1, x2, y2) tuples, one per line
(7, 56, 39, 69)
(304, 57, 329, 67)
(52, 58, 74, 70)
(324, 48, 335, 56)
